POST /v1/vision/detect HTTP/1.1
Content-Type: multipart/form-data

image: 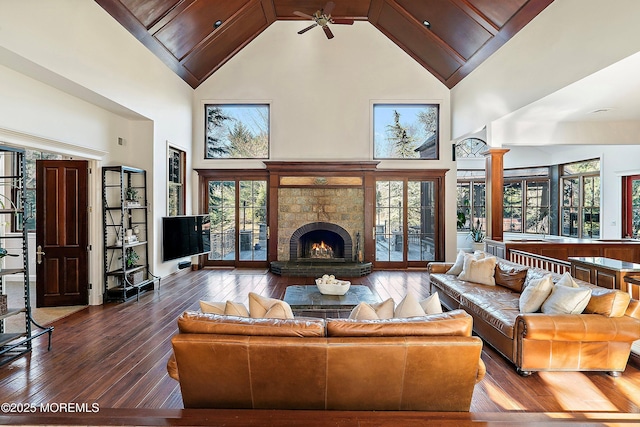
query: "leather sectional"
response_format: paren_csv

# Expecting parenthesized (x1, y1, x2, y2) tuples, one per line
(429, 256, 640, 376)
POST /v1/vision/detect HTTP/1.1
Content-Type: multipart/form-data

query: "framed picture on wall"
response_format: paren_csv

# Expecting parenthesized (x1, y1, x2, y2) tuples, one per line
(372, 103, 439, 160)
(205, 104, 270, 159)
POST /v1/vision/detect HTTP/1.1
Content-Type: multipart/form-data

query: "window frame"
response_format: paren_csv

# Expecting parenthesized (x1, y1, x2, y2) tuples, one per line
(372, 103, 439, 160)
(204, 103, 270, 159)
(560, 159, 601, 239)
(167, 145, 186, 216)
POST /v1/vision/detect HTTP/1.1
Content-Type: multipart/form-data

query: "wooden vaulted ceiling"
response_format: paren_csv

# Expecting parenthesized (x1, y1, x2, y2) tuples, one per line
(96, 0, 553, 89)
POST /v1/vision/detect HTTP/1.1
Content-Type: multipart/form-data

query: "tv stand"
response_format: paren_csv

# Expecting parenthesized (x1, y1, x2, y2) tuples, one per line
(102, 166, 159, 302)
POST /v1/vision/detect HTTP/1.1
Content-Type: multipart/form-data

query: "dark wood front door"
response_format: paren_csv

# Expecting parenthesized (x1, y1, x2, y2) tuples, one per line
(36, 160, 89, 307)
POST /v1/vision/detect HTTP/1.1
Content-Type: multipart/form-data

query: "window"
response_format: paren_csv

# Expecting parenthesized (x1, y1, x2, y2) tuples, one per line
(561, 159, 600, 238)
(205, 104, 269, 159)
(13, 149, 63, 232)
(456, 170, 486, 231)
(168, 146, 186, 216)
(455, 138, 487, 158)
(373, 104, 439, 159)
(623, 175, 640, 238)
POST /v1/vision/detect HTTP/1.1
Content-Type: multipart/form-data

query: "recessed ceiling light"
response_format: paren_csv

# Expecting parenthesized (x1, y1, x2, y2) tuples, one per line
(422, 20, 431, 28)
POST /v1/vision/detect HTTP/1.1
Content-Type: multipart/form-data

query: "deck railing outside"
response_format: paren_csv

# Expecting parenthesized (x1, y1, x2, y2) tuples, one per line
(509, 249, 571, 274)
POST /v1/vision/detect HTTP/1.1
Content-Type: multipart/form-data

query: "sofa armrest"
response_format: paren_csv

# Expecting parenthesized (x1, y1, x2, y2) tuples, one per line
(516, 313, 640, 342)
(476, 358, 486, 384)
(427, 262, 454, 274)
(167, 353, 179, 381)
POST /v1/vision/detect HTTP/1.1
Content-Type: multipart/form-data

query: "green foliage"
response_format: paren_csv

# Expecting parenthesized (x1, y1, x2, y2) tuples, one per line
(124, 247, 139, 268)
(469, 219, 485, 243)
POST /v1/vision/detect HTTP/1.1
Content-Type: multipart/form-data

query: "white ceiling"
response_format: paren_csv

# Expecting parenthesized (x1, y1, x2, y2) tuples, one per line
(497, 50, 640, 124)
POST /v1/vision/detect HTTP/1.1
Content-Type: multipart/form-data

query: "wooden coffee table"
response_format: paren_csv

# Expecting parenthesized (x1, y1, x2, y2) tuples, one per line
(283, 285, 382, 318)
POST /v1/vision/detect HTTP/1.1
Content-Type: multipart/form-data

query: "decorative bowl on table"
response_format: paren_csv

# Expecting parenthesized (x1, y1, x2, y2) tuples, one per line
(315, 275, 351, 295)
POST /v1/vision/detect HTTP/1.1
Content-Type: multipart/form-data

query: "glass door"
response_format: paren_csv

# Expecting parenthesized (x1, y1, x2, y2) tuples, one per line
(206, 179, 268, 266)
(375, 179, 439, 267)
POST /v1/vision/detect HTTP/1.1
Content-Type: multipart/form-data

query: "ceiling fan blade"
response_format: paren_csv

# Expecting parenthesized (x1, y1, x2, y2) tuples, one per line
(323, 1, 336, 16)
(293, 11, 315, 20)
(298, 23, 318, 34)
(331, 18, 354, 25)
(322, 25, 334, 39)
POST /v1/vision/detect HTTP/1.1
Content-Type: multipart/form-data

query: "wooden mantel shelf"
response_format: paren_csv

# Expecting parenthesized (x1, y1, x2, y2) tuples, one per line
(264, 161, 380, 173)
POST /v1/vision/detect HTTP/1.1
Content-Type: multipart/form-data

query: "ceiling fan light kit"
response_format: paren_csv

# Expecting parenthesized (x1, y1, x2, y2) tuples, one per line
(294, 1, 354, 40)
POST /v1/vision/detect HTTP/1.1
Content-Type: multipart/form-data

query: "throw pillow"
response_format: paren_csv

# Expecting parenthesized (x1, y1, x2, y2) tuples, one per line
(555, 271, 579, 288)
(420, 292, 443, 315)
(458, 254, 497, 286)
(394, 292, 443, 318)
(394, 292, 425, 318)
(584, 288, 631, 317)
(519, 274, 553, 313)
(248, 292, 294, 319)
(349, 298, 395, 320)
(446, 250, 485, 275)
(199, 300, 249, 317)
(494, 262, 528, 293)
(541, 284, 592, 314)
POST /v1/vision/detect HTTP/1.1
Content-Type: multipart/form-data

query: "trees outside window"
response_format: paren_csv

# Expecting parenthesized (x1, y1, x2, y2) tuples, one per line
(205, 104, 269, 159)
(561, 159, 600, 239)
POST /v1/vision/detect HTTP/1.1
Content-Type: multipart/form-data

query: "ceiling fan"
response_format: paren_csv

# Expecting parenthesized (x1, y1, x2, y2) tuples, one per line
(294, 1, 354, 39)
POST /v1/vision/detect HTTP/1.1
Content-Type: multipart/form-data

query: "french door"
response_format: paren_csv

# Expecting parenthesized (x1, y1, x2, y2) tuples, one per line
(374, 178, 439, 268)
(204, 178, 267, 267)
(623, 175, 640, 238)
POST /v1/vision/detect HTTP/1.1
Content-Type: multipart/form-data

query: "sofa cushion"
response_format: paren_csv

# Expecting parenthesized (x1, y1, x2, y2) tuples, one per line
(326, 309, 473, 337)
(459, 286, 521, 339)
(177, 311, 326, 337)
(248, 292, 294, 319)
(494, 261, 528, 293)
(349, 298, 395, 320)
(519, 274, 553, 313)
(458, 254, 497, 286)
(199, 300, 249, 317)
(447, 250, 484, 275)
(541, 284, 592, 314)
(584, 288, 631, 317)
(394, 292, 443, 318)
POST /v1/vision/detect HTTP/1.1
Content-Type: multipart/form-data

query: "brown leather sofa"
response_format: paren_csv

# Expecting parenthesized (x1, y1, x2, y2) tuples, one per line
(167, 309, 486, 411)
(429, 256, 640, 376)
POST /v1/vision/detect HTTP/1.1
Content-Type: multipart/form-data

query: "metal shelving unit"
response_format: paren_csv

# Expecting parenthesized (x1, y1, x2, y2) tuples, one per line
(0, 146, 53, 366)
(102, 166, 159, 302)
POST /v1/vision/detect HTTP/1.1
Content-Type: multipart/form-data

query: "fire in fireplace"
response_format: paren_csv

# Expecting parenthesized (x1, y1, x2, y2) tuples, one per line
(311, 241, 334, 259)
(289, 222, 353, 261)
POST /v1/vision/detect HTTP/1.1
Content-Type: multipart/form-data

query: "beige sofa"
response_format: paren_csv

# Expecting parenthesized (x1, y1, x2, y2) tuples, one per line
(167, 309, 485, 411)
(429, 255, 640, 376)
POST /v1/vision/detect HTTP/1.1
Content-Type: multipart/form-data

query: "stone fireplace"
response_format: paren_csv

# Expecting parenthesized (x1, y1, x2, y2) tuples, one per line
(266, 161, 376, 276)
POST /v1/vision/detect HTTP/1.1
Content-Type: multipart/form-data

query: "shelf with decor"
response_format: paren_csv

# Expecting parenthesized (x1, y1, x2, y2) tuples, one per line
(0, 146, 53, 366)
(102, 166, 159, 302)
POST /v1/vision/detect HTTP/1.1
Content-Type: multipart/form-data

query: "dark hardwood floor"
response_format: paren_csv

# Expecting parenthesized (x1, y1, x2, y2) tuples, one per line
(1, 268, 640, 425)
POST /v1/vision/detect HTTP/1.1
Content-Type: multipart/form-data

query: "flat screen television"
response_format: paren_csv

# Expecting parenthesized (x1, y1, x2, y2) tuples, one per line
(162, 215, 211, 261)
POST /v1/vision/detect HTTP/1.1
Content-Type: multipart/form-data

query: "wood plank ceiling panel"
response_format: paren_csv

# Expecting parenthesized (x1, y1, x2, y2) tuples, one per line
(182, 1, 270, 81)
(95, 0, 554, 88)
(154, 0, 251, 61)
(273, 0, 371, 19)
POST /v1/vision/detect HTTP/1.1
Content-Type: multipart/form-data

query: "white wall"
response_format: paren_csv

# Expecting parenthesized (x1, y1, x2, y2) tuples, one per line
(194, 21, 459, 260)
(0, 1, 194, 304)
(451, 0, 640, 140)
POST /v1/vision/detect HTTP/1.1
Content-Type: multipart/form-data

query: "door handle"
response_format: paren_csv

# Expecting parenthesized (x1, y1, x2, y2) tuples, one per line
(36, 245, 45, 264)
